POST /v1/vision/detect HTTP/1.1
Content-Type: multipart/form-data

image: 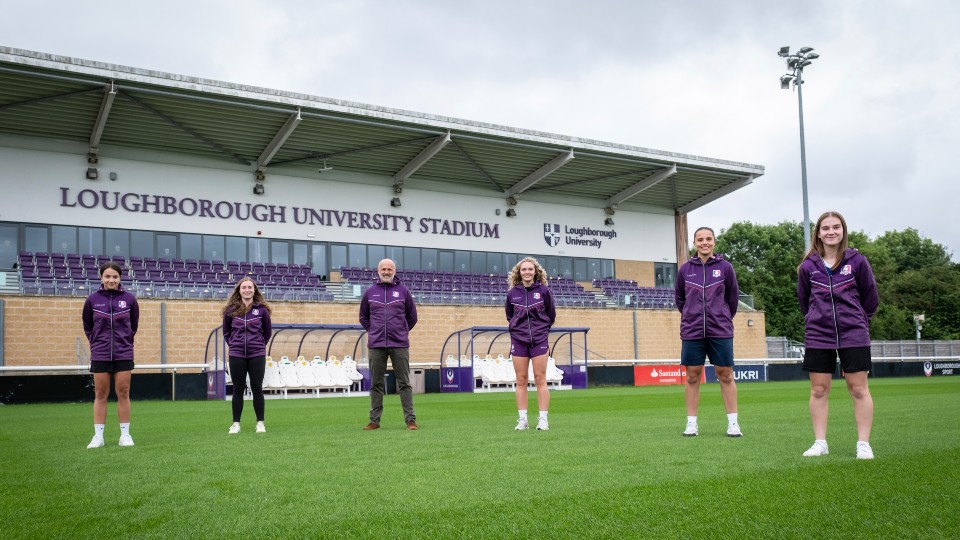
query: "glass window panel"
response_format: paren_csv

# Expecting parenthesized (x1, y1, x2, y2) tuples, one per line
(544, 257, 560, 279)
(602, 260, 615, 279)
(454, 250, 470, 273)
(311, 243, 327, 278)
(367, 245, 385, 268)
(0, 224, 17, 269)
(181, 234, 201, 260)
(24, 226, 48, 253)
(78, 227, 103, 257)
(438, 250, 454, 272)
(574, 259, 587, 281)
(248, 238, 269, 263)
(420, 248, 437, 271)
(470, 252, 485, 274)
(270, 240, 289, 264)
(559, 258, 573, 279)
(403, 247, 420, 270)
(485, 253, 501, 275)
(104, 229, 129, 257)
(130, 231, 154, 258)
(348, 244, 367, 269)
(156, 234, 177, 258)
(226, 236, 246, 262)
(385, 246, 403, 270)
(330, 244, 347, 273)
(50, 226, 77, 254)
(292, 243, 308, 266)
(203, 235, 225, 262)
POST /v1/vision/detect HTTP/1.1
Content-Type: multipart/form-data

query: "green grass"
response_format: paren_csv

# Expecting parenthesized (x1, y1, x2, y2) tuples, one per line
(2, 378, 958, 539)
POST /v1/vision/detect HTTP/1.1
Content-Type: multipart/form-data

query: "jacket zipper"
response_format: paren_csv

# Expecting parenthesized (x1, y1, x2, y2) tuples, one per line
(243, 311, 248, 357)
(525, 287, 533, 343)
(825, 259, 841, 349)
(382, 283, 389, 347)
(109, 291, 115, 361)
(701, 261, 707, 339)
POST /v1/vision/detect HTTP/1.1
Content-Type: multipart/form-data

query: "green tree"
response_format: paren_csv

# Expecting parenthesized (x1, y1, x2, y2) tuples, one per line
(873, 228, 953, 272)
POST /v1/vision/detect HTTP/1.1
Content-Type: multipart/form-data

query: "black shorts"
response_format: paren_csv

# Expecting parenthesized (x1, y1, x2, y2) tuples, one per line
(90, 360, 135, 373)
(802, 347, 871, 374)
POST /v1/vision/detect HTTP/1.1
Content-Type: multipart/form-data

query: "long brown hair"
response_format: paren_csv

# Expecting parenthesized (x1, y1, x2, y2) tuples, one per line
(801, 211, 849, 271)
(508, 256, 549, 288)
(222, 276, 272, 316)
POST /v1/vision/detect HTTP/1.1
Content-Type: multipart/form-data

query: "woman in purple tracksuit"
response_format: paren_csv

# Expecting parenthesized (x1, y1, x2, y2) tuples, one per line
(675, 227, 742, 438)
(506, 256, 556, 431)
(797, 211, 879, 460)
(222, 277, 273, 435)
(82, 261, 139, 449)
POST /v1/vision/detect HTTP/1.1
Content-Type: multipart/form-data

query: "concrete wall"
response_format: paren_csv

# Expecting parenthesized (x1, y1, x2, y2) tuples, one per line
(0, 295, 767, 366)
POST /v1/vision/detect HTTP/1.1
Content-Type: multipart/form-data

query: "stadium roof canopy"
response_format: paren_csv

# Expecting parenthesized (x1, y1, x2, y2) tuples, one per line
(0, 47, 763, 215)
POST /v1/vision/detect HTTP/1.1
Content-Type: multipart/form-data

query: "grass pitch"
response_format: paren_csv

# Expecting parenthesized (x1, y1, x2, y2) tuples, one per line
(1, 378, 958, 539)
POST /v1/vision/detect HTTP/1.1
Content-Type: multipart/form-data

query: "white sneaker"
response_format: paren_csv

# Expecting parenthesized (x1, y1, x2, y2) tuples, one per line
(727, 422, 743, 437)
(683, 421, 698, 437)
(87, 435, 104, 449)
(255, 421, 266, 434)
(228, 422, 241, 434)
(515, 418, 529, 431)
(856, 441, 874, 460)
(118, 434, 135, 447)
(803, 440, 829, 457)
(536, 418, 549, 431)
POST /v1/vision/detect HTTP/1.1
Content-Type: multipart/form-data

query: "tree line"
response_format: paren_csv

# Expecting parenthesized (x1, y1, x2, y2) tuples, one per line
(713, 222, 960, 341)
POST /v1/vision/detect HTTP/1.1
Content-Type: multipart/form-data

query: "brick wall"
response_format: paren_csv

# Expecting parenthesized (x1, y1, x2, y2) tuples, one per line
(0, 295, 767, 366)
(614, 260, 654, 287)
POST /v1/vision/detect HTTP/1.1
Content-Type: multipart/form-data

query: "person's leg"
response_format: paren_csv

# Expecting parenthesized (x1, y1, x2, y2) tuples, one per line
(808, 372, 833, 440)
(512, 356, 530, 411)
(92, 372, 111, 424)
(844, 371, 873, 442)
(684, 365, 704, 416)
(367, 348, 388, 425)
(114, 370, 132, 423)
(391, 348, 416, 424)
(714, 366, 738, 414)
(530, 353, 550, 413)
(229, 356, 249, 423)
(247, 356, 267, 423)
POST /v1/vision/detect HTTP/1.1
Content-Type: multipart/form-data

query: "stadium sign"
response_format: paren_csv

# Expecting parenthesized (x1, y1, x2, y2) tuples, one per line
(634, 364, 703, 386)
(704, 364, 768, 383)
(543, 223, 617, 249)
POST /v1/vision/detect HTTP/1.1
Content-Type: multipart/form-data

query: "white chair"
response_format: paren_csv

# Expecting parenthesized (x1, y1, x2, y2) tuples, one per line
(295, 355, 319, 391)
(264, 356, 285, 394)
(312, 356, 335, 389)
(327, 356, 353, 392)
(278, 356, 301, 395)
(343, 355, 364, 388)
(546, 357, 565, 385)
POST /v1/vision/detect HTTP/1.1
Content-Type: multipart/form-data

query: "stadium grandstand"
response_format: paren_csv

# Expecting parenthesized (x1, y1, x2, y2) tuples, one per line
(0, 46, 769, 393)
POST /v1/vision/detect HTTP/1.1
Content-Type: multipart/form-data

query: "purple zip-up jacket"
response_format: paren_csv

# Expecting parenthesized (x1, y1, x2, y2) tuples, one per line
(675, 254, 739, 340)
(223, 304, 272, 358)
(360, 278, 418, 348)
(505, 282, 556, 344)
(797, 249, 879, 349)
(82, 285, 139, 362)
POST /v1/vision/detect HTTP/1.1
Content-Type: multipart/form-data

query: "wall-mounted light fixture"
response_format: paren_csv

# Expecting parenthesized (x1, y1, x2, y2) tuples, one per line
(253, 183, 265, 195)
(604, 217, 614, 226)
(506, 208, 516, 217)
(747, 319, 755, 327)
(390, 197, 402, 207)
(86, 167, 98, 180)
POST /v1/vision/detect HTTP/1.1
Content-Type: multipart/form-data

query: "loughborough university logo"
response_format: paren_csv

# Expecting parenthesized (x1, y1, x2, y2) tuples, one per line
(543, 223, 560, 247)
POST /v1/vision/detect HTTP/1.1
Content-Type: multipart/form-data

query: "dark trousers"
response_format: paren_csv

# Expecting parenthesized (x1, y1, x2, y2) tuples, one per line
(368, 347, 415, 424)
(229, 355, 265, 422)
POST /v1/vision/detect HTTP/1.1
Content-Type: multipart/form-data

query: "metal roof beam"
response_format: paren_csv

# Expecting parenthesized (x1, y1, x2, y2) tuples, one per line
(677, 175, 755, 214)
(257, 109, 302, 169)
(393, 132, 451, 186)
(118, 91, 251, 166)
(0, 87, 103, 111)
(269, 136, 437, 167)
(88, 81, 116, 156)
(505, 149, 575, 198)
(605, 164, 676, 208)
(449, 140, 503, 192)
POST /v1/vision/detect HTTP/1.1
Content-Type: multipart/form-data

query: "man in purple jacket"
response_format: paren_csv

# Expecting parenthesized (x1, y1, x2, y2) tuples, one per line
(359, 259, 419, 430)
(675, 227, 742, 438)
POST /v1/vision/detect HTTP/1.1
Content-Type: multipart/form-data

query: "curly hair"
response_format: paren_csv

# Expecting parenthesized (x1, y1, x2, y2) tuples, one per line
(222, 276, 272, 316)
(508, 256, 549, 288)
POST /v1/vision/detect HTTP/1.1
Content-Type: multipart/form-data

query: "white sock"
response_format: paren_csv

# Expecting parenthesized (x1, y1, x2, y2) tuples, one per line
(518, 409, 527, 421)
(815, 439, 828, 446)
(687, 416, 697, 425)
(94, 424, 105, 437)
(727, 413, 738, 425)
(857, 440, 870, 446)
(539, 411, 548, 420)
(119, 423, 130, 437)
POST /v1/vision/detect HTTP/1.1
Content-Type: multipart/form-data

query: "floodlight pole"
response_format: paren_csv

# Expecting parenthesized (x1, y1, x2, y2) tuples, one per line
(780, 47, 819, 253)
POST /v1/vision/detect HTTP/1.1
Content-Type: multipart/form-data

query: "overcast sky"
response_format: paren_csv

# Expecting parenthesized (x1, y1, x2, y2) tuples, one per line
(3, 0, 957, 259)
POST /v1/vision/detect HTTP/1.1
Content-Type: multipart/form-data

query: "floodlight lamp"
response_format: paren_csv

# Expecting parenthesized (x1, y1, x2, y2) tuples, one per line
(787, 57, 801, 69)
(800, 60, 813, 68)
(506, 208, 517, 217)
(798, 46, 814, 54)
(780, 75, 794, 89)
(253, 184, 265, 195)
(86, 167, 98, 180)
(778, 46, 790, 57)
(390, 197, 402, 207)
(805, 52, 820, 60)
(604, 217, 615, 226)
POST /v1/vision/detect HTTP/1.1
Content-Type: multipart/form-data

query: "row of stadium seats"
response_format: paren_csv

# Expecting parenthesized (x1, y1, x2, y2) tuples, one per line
(450, 354, 565, 390)
(19, 252, 314, 276)
(228, 355, 364, 398)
